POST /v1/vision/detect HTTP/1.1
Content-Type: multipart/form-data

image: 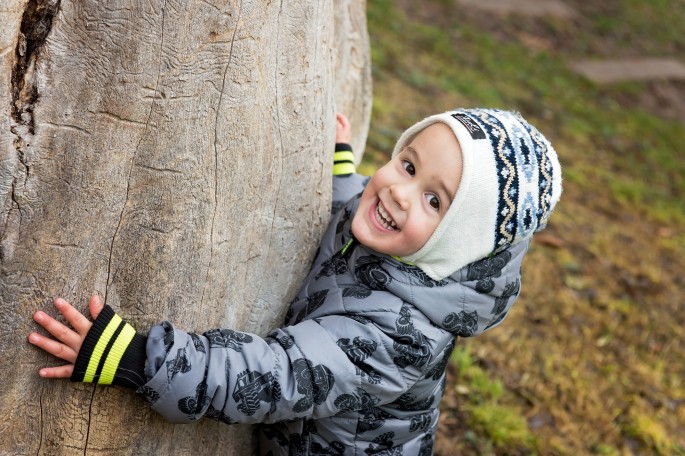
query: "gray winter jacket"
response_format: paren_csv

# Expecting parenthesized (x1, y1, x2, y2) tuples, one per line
(73, 170, 528, 455)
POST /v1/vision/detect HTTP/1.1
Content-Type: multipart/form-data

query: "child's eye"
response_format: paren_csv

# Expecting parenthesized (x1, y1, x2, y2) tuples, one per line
(425, 194, 440, 210)
(402, 160, 415, 176)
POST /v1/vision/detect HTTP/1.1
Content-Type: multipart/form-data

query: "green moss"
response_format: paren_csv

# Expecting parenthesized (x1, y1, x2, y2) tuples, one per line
(591, 443, 620, 455)
(452, 346, 503, 401)
(467, 402, 537, 451)
(451, 346, 534, 450)
(624, 411, 674, 455)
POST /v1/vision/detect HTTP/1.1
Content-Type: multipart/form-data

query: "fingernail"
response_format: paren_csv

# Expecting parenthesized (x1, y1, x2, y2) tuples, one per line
(39, 369, 47, 377)
(34, 312, 44, 322)
(29, 333, 39, 343)
(54, 298, 65, 307)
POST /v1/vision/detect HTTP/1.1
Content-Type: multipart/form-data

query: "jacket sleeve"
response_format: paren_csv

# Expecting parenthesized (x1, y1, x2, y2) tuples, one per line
(332, 143, 369, 214)
(72, 304, 424, 425)
(139, 309, 424, 425)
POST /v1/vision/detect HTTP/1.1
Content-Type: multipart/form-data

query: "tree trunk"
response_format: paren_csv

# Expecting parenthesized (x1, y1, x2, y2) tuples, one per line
(333, 0, 372, 162)
(0, 0, 370, 454)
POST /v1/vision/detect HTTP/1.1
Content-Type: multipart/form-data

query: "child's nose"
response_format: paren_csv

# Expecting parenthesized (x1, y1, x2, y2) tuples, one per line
(389, 183, 411, 210)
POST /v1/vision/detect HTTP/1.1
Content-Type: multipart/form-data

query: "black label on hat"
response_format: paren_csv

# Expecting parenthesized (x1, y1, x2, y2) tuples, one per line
(451, 113, 486, 140)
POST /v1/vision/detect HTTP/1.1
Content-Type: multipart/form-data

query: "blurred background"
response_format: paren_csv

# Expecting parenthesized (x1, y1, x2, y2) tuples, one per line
(361, 0, 685, 454)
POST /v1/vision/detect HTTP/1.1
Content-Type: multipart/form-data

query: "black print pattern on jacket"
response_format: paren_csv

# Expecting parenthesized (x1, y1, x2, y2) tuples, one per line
(396, 263, 447, 288)
(393, 306, 430, 368)
(442, 310, 478, 337)
(389, 391, 435, 412)
(266, 332, 295, 350)
(336, 207, 352, 235)
(311, 441, 345, 456)
(484, 277, 521, 331)
(334, 387, 381, 413)
(308, 289, 329, 314)
(163, 323, 174, 350)
(358, 407, 392, 433)
(355, 256, 393, 291)
(205, 329, 253, 351)
(205, 404, 238, 425)
(166, 347, 191, 383)
(267, 419, 346, 456)
(357, 366, 382, 384)
(342, 285, 372, 299)
(425, 340, 455, 381)
(138, 385, 160, 403)
(337, 337, 377, 363)
(466, 250, 513, 293)
(189, 333, 206, 353)
(232, 369, 281, 416)
(418, 434, 434, 456)
(292, 358, 335, 413)
(336, 336, 383, 404)
(281, 420, 315, 456)
(365, 432, 403, 455)
(293, 290, 330, 325)
(178, 374, 211, 418)
(315, 253, 348, 280)
(348, 315, 372, 325)
(492, 279, 521, 316)
(410, 412, 432, 432)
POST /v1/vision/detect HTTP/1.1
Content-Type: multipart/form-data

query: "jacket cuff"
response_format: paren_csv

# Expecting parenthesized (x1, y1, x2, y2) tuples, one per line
(71, 305, 147, 389)
(334, 143, 355, 176)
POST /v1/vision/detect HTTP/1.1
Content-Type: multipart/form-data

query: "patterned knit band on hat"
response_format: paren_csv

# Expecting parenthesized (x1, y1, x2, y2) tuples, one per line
(392, 108, 562, 281)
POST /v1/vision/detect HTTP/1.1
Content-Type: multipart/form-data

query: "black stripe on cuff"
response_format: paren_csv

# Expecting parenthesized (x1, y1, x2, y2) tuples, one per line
(71, 305, 117, 383)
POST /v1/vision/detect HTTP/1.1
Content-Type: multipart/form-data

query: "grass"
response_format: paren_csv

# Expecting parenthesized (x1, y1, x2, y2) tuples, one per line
(451, 346, 537, 453)
(365, 0, 685, 454)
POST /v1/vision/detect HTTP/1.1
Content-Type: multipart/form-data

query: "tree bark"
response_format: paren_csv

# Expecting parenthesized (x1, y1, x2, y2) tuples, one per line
(333, 0, 372, 162)
(0, 0, 370, 454)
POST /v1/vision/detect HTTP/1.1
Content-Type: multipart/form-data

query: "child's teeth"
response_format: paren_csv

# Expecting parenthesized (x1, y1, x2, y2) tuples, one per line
(376, 203, 397, 230)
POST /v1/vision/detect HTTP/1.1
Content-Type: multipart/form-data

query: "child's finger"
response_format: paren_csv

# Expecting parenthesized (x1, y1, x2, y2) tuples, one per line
(39, 364, 74, 379)
(54, 297, 92, 336)
(88, 294, 104, 320)
(336, 112, 350, 128)
(28, 331, 77, 364)
(32, 310, 81, 349)
(335, 113, 352, 143)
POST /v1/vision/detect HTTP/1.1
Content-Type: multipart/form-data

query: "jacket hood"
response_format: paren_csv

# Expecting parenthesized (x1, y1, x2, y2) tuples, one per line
(339, 195, 528, 337)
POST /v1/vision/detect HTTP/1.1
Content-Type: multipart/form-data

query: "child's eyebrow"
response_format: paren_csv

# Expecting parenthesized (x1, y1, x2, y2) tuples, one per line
(406, 145, 421, 164)
(406, 146, 455, 204)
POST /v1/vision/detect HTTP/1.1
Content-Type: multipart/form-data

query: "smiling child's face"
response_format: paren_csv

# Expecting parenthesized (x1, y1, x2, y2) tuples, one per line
(352, 122, 463, 257)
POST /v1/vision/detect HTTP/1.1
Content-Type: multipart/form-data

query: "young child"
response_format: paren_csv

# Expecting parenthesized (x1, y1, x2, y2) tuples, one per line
(29, 108, 562, 455)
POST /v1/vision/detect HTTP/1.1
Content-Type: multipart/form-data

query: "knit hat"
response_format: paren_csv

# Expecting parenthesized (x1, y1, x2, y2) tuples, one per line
(392, 108, 562, 281)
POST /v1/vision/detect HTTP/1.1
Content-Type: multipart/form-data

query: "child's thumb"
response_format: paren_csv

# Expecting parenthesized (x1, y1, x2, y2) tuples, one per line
(89, 294, 104, 320)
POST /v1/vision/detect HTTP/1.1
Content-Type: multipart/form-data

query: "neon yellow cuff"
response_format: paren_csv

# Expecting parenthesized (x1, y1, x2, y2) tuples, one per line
(333, 151, 356, 175)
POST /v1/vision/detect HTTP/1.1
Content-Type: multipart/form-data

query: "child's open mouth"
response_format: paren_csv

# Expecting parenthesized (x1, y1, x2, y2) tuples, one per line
(375, 202, 398, 231)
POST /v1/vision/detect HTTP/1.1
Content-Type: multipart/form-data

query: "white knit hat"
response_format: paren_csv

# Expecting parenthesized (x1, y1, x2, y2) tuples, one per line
(392, 109, 562, 281)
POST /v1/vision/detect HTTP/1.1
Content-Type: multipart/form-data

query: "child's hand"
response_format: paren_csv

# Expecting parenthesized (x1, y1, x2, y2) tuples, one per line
(28, 295, 104, 379)
(335, 113, 352, 144)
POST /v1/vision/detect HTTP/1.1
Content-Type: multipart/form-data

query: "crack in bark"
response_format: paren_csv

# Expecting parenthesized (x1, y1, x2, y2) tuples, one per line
(82, 385, 97, 456)
(11, 0, 61, 135)
(200, 0, 243, 306)
(3, 0, 61, 264)
(252, 0, 285, 317)
(104, 0, 167, 306)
